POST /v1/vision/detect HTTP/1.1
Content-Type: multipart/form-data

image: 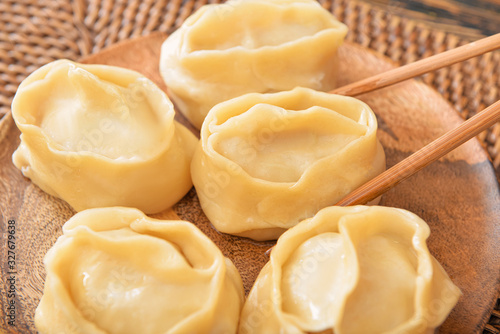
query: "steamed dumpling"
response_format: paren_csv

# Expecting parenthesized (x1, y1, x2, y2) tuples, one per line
(160, 0, 348, 129)
(35, 207, 244, 334)
(239, 205, 461, 334)
(12, 60, 197, 214)
(191, 87, 385, 240)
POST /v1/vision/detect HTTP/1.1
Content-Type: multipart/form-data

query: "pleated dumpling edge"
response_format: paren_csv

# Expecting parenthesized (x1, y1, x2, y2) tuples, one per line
(191, 87, 386, 240)
(160, 0, 348, 129)
(11, 59, 198, 214)
(35, 207, 245, 334)
(239, 205, 461, 334)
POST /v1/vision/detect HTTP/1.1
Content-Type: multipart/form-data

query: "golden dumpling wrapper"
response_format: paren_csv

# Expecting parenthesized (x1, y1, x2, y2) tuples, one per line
(12, 60, 197, 214)
(35, 207, 244, 334)
(239, 205, 461, 334)
(160, 0, 348, 129)
(191, 87, 386, 240)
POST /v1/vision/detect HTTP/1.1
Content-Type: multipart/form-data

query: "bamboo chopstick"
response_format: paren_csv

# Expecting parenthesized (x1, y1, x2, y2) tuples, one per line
(266, 33, 500, 251)
(331, 33, 500, 97)
(335, 99, 500, 206)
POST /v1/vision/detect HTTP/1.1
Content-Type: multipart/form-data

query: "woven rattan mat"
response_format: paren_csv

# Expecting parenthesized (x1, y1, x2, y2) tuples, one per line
(1, 0, 499, 332)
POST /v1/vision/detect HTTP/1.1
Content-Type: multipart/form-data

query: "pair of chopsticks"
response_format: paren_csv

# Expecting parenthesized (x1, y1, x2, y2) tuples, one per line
(332, 33, 500, 206)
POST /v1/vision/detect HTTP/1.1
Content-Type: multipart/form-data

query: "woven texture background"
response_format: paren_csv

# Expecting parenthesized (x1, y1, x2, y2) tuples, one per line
(0, 0, 499, 332)
(2, 0, 500, 173)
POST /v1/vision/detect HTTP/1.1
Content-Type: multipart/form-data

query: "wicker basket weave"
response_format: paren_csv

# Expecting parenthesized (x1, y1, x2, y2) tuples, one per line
(0, 0, 499, 332)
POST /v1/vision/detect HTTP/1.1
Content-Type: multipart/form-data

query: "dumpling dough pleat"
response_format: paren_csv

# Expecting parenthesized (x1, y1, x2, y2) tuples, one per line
(191, 87, 385, 240)
(239, 205, 461, 334)
(35, 207, 244, 334)
(160, 0, 348, 129)
(11, 60, 198, 214)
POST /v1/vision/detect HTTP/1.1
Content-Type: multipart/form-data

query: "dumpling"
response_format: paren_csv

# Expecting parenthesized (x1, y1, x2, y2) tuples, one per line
(160, 0, 348, 129)
(239, 205, 461, 334)
(191, 87, 386, 240)
(35, 207, 244, 334)
(11, 60, 197, 214)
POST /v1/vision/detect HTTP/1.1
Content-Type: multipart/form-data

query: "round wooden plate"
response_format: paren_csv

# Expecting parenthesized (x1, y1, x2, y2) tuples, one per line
(0, 31, 499, 333)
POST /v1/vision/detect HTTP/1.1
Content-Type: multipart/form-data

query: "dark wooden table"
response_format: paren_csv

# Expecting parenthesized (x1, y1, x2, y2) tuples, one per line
(361, 0, 500, 40)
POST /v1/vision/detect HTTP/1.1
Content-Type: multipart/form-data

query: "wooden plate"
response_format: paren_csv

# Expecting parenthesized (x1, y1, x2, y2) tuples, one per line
(0, 31, 499, 333)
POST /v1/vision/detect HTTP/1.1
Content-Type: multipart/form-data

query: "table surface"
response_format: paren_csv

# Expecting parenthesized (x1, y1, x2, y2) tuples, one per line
(362, 0, 500, 39)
